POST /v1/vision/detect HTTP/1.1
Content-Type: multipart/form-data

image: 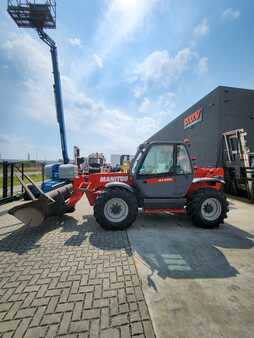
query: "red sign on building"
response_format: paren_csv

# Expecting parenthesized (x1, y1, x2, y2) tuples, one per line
(184, 108, 203, 129)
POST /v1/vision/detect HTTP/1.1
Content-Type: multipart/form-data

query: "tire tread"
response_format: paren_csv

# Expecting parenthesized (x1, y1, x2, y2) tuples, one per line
(94, 188, 138, 231)
(187, 188, 229, 228)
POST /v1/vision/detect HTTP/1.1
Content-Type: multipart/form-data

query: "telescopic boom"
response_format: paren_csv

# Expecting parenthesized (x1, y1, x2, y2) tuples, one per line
(37, 28, 69, 164)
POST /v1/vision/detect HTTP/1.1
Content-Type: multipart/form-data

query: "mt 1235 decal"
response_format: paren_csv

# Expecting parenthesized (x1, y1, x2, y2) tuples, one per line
(145, 177, 175, 184)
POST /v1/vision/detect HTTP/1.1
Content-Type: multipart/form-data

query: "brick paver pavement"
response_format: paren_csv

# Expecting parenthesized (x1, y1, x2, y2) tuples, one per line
(0, 200, 155, 337)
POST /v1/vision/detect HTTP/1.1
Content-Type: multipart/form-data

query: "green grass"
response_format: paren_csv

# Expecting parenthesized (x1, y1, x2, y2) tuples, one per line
(19, 167, 42, 172)
(0, 174, 43, 189)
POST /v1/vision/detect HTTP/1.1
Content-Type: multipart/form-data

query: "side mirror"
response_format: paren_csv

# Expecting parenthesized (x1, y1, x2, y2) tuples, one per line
(139, 169, 145, 175)
(78, 157, 85, 165)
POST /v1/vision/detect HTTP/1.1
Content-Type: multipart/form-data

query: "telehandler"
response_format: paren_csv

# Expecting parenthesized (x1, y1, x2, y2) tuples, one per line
(9, 141, 229, 230)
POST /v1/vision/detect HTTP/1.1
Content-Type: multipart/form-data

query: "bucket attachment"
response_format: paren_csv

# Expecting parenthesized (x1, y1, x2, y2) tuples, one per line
(8, 186, 74, 228)
(8, 168, 73, 228)
(8, 197, 50, 228)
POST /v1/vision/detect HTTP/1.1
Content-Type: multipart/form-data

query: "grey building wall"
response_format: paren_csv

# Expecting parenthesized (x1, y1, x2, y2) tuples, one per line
(149, 86, 254, 167)
(218, 87, 254, 159)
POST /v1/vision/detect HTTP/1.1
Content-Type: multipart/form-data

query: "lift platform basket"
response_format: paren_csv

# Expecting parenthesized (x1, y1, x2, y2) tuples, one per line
(7, 0, 56, 29)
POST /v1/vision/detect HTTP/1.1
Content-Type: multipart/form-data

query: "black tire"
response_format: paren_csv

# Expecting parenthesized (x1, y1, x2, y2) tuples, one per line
(94, 188, 138, 231)
(230, 179, 239, 196)
(187, 188, 229, 229)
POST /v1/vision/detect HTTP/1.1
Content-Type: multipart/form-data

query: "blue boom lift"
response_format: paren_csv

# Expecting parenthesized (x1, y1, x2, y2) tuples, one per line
(37, 28, 69, 165)
(7, 1, 77, 193)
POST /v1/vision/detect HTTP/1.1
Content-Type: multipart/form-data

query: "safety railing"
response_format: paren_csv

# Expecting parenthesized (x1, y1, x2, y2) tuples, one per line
(0, 161, 45, 204)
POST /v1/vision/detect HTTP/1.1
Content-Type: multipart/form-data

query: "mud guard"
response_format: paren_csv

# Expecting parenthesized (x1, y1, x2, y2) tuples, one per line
(105, 182, 134, 193)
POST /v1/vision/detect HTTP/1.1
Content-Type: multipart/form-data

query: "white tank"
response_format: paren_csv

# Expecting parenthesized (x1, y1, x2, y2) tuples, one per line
(59, 164, 78, 180)
(44, 164, 60, 179)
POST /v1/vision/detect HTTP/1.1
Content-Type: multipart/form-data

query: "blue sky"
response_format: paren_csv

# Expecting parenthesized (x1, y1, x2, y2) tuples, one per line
(0, 0, 253, 161)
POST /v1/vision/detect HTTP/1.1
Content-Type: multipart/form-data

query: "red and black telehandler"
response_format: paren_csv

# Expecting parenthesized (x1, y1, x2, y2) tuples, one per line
(9, 141, 229, 230)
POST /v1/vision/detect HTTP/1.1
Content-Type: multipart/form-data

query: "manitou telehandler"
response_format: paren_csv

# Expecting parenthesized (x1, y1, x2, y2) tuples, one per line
(9, 141, 229, 230)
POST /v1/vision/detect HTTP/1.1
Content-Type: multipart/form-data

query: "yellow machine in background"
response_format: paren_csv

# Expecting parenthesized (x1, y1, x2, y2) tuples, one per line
(120, 155, 131, 173)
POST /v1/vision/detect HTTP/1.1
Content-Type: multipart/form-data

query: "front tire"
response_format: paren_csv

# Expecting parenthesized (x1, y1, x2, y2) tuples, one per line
(187, 188, 229, 229)
(94, 188, 138, 230)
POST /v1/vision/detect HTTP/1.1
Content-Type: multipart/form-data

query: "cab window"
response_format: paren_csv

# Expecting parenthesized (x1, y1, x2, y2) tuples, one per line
(176, 145, 192, 174)
(139, 144, 174, 175)
(131, 151, 143, 175)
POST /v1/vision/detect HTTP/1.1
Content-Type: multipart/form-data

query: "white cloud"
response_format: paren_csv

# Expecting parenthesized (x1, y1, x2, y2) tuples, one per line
(60, 75, 164, 155)
(138, 92, 176, 116)
(0, 135, 9, 145)
(133, 86, 146, 99)
(0, 133, 34, 160)
(95, 0, 161, 58)
(131, 48, 192, 96)
(138, 97, 152, 113)
(93, 54, 103, 68)
(193, 18, 209, 40)
(1, 32, 55, 124)
(0, 133, 58, 161)
(68, 37, 82, 47)
(67, 0, 164, 85)
(158, 92, 176, 111)
(1, 33, 50, 76)
(0, 30, 166, 159)
(222, 8, 240, 21)
(197, 56, 208, 75)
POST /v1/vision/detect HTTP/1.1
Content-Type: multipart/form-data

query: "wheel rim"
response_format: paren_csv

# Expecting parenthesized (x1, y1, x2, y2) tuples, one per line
(201, 197, 222, 221)
(104, 198, 129, 223)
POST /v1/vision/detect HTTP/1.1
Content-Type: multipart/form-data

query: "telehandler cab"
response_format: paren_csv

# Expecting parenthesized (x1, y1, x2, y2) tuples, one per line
(9, 141, 229, 231)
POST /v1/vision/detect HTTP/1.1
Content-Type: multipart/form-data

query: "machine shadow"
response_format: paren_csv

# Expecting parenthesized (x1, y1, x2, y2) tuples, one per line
(45, 206, 254, 281)
(0, 218, 60, 255)
(0, 212, 132, 255)
(60, 214, 132, 255)
(58, 211, 254, 282)
(58, 215, 89, 247)
(127, 213, 254, 281)
(0, 207, 252, 283)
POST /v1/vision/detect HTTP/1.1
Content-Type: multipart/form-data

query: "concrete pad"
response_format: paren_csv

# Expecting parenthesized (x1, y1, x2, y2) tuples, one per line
(128, 198, 254, 338)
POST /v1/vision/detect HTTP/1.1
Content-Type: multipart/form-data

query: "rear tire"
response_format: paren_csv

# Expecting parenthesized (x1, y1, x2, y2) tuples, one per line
(187, 188, 229, 229)
(94, 188, 138, 231)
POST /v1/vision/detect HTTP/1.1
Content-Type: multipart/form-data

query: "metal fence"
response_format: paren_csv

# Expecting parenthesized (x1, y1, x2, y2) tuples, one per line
(0, 161, 44, 204)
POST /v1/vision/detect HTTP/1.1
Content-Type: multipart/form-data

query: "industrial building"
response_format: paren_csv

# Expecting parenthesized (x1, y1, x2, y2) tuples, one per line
(149, 86, 254, 199)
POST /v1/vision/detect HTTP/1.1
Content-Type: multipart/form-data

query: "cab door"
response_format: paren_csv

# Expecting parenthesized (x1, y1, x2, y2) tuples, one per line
(134, 143, 193, 199)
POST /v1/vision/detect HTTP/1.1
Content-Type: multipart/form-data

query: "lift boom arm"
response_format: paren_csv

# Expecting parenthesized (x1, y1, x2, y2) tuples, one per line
(37, 29, 69, 164)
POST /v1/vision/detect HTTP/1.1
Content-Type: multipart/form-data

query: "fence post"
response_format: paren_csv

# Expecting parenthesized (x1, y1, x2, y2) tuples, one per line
(42, 163, 45, 184)
(10, 163, 14, 196)
(21, 162, 24, 193)
(2, 161, 8, 199)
